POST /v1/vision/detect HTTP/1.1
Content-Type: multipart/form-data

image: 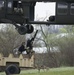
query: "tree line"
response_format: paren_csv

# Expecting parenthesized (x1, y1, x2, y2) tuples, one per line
(35, 25, 74, 67)
(0, 24, 74, 67)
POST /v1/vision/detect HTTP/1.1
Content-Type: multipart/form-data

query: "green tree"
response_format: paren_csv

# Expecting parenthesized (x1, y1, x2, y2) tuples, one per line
(35, 25, 60, 67)
(35, 25, 74, 67)
(51, 25, 74, 66)
(0, 24, 26, 56)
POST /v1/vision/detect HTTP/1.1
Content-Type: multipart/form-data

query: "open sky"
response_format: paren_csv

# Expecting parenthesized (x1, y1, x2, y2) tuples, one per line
(35, 2, 56, 20)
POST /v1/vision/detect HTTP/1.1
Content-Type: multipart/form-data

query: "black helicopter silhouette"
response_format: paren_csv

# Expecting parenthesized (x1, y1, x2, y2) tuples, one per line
(0, 0, 74, 35)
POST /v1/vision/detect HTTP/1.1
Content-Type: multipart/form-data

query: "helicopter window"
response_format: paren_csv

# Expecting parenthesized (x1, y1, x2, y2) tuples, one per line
(57, 3, 68, 15)
(70, 3, 74, 15)
(0, 1, 4, 10)
(8, 2, 12, 8)
(7, 1, 12, 13)
(13, 1, 23, 14)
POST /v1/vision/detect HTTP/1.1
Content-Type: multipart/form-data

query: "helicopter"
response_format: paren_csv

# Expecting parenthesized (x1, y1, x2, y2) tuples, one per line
(0, 0, 74, 35)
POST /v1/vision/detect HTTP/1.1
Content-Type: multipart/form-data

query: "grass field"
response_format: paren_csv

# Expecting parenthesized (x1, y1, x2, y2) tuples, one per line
(0, 67, 74, 75)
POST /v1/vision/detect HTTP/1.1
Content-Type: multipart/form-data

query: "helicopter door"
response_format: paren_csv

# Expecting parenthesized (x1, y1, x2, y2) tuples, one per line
(0, 0, 5, 18)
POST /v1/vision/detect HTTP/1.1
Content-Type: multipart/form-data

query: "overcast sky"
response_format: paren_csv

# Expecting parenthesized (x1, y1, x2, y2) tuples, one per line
(35, 2, 56, 20)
